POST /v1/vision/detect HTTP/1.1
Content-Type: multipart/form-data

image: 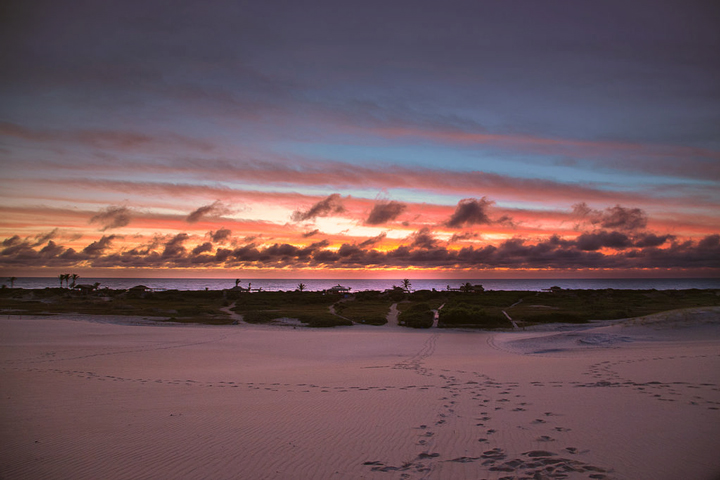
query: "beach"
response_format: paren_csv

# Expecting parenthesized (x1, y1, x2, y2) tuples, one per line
(1, 310, 719, 480)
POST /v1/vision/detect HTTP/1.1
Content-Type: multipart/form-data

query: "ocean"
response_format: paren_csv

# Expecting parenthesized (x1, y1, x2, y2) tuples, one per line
(7, 277, 720, 292)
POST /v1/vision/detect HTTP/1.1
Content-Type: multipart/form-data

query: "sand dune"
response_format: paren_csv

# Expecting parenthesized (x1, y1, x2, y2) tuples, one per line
(1, 310, 719, 479)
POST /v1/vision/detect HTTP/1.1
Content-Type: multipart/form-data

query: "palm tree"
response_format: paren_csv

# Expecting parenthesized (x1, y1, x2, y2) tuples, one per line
(58, 274, 64, 288)
(297, 282, 306, 292)
(70, 274, 79, 289)
(460, 282, 473, 293)
(8, 277, 17, 288)
(402, 278, 412, 293)
(235, 279, 241, 287)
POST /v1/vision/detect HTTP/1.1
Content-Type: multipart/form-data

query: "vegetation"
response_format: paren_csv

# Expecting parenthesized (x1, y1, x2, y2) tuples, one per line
(398, 302, 435, 328)
(229, 291, 350, 327)
(1, 286, 718, 329)
(439, 304, 507, 328)
(333, 298, 391, 325)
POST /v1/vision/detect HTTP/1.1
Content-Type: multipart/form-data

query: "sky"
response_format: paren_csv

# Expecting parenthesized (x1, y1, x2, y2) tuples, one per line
(1, 0, 719, 279)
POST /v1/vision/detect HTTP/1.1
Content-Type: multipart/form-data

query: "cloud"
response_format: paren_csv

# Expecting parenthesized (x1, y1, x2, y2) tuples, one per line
(302, 229, 320, 238)
(2, 235, 22, 247)
(192, 242, 213, 255)
(186, 201, 230, 223)
(0, 122, 214, 153)
(634, 233, 674, 248)
(32, 229, 60, 247)
(573, 203, 648, 231)
(409, 227, 439, 249)
(365, 200, 407, 225)
(446, 197, 493, 228)
(83, 235, 118, 256)
(450, 231, 480, 243)
(90, 206, 132, 231)
(162, 233, 189, 258)
(574, 231, 632, 251)
(2, 227, 720, 272)
(359, 232, 387, 248)
(598, 205, 648, 231)
(209, 228, 232, 243)
(291, 193, 345, 222)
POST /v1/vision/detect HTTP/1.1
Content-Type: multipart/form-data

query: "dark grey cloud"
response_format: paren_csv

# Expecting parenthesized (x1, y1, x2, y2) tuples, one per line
(162, 233, 189, 258)
(365, 201, 406, 225)
(191, 242, 213, 255)
(186, 201, 230, 223)
(83, 235, 117, 256)
(90, 206, 131, 231)
(209, 228, 232, 243)
(291, 194, 345, 222)
(39, 240, 65, 257)
(598, 205, 648, 231)
(302, 229, 320, 238)
(634, 233, 674, 248)
(575, 231, 633, 251)
(2, 235, 22, 247)
(32, 228, 59, 247)
(359, 232, 387, 248)
(3, 230, 720, 271)
(409, 227, 438, 249)
(573, 203, 648, 231)
(450, 231, 480, 243)
(446, 198, 493, 228)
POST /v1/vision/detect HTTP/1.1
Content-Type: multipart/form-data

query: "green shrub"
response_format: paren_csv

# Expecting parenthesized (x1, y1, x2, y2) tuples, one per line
(242, 310, 279, 323)
(439, 303, 506, 328)
(303, 316, 353, 328)
(357, 316, 388, 326)
(519, 312, 586, 324)
(399, 303, 434, 328)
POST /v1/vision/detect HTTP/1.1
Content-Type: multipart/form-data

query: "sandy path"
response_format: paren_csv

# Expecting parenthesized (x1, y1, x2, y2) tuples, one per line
(1, 312, 719, 480)
(219, 302, 245, 324)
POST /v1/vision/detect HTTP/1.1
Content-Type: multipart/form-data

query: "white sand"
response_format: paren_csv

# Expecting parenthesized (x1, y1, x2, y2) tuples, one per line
(1, 309, 719, 480)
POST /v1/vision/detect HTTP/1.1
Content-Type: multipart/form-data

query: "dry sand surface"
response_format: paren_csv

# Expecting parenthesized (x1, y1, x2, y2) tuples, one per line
(1, 308, 719, 480)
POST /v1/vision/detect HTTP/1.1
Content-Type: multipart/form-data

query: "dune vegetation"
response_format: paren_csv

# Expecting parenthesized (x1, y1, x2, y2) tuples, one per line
(1, 286, 719, 328)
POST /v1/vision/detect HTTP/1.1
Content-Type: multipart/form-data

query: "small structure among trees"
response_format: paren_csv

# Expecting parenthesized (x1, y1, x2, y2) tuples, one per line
(74, 282, 101, 294)
(327, 284, 351, 295)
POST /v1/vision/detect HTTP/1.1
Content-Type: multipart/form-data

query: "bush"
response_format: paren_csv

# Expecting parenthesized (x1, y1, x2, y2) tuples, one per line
(303, 316, 353, 328)
(242, 310, 279, 323)
(439, 303, 506, 328)
(399, 303, 434, 328)
(386, 287, 407, 302)
(520, 312, 586, 324)
(357, 316, 388, 326)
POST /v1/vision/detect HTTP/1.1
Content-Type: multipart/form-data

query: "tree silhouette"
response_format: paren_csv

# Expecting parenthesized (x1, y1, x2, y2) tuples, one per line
(297, 282, 306, 292)
(460, 282, 473, 293)
(58, 274, 64, 288)
(8, 277, 17, 288)
(70, 274, 79, 288)
(402, 278, 412, 293)
(235, 279, 241, 287)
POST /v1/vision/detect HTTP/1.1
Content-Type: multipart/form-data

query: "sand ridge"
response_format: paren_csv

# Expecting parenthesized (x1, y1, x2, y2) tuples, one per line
(1, 311, 719, 480)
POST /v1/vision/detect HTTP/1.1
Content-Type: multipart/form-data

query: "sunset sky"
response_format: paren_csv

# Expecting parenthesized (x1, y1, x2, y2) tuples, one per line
(1, 1, 719, 278)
